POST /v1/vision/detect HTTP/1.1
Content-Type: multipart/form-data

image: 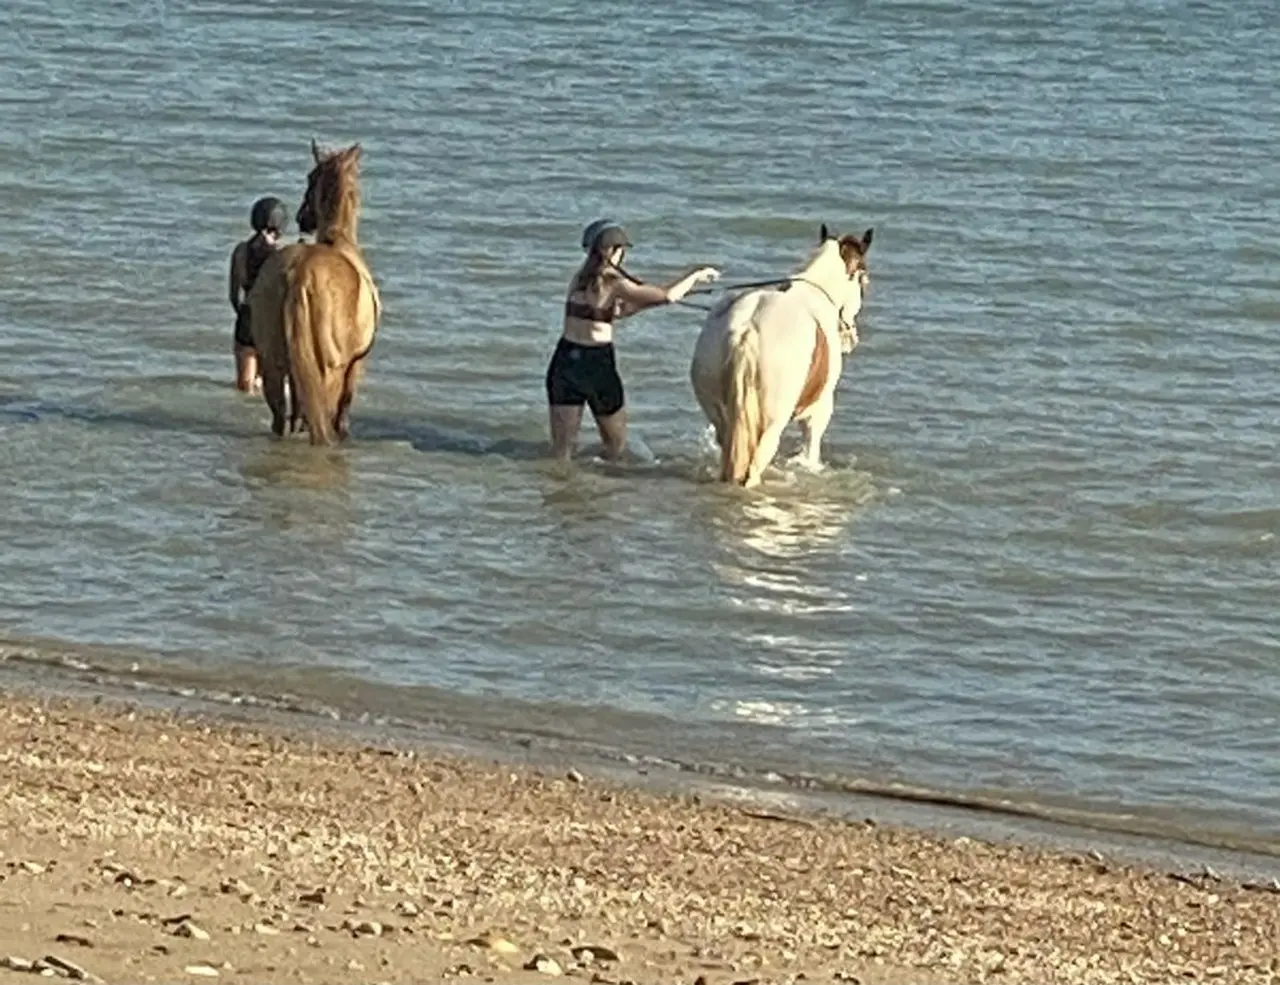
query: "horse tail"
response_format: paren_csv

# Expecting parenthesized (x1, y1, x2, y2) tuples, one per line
(284, 274, 335, 447)
(722, 321, 762, 485)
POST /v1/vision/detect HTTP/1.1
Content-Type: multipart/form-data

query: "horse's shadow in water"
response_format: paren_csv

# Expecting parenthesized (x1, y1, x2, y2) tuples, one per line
(0, 400, 41, 425)
(231, 441, 359, 543)
(351, 413, 548, 461)
(352, 413, 702, 484)
(1, 393, 875, 500)
(0, 392, 547, 461)
(237, 440, 353, 491)
(0, 391, 268, 442)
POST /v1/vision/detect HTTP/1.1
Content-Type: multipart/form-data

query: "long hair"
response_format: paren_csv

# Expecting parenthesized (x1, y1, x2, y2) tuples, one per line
(569, 244, 615, 300)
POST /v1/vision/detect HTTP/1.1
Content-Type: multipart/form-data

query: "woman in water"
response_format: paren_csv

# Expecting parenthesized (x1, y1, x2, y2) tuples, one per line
(227, 196, 289, 394)
(545, 218, 720, 462)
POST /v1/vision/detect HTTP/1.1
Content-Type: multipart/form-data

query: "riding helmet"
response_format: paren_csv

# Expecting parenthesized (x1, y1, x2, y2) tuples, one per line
(250, 196, 289, 234)
(581, 218, 632, 254)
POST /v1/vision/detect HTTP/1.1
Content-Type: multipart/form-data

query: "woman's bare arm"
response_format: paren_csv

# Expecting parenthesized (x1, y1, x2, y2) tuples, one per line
(611, 265, 720, 317)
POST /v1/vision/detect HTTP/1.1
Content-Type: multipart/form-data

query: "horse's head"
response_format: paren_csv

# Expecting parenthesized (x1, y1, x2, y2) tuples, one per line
(817, 223, 873, 351)
(297, 139, 364, 242)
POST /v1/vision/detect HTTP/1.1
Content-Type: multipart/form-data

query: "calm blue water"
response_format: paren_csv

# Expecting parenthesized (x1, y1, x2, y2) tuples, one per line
(2, 0, 1279, 853)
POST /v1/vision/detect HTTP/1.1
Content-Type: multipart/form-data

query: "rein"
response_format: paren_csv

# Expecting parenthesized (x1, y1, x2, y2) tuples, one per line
(674, 276, 794, 312)
(621, 263, 861, 336)
(686, 276, 793, 297)
(614, 264, 782, 312)
(684, 273, 860, 337)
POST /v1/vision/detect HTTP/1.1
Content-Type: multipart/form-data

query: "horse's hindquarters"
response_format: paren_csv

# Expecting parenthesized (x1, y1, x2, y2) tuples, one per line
(246, 247, 306, 437)
(278, 247, 371, 446)
(750, 296, 832, 415)
(690, 310, 734, 432)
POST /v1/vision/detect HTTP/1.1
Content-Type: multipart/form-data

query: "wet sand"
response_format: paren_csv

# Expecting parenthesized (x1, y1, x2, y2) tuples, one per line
(0, 691, 1277, 985)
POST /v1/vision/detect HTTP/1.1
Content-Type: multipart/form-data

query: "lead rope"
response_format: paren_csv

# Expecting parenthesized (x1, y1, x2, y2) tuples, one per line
(617, 264, 858, 329)
(614, 263, 719, 311)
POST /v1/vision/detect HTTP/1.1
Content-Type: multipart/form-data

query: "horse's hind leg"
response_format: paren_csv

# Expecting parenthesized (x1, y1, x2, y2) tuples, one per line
(797, 392, 834, 471)
(334, 355, 368, 441)
(261, 364, 288, 438)
(745, 419, 788, 489)
(286, 373, 307, 434)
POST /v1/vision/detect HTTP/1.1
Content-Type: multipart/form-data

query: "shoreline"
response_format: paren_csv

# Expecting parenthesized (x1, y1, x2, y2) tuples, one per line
(1, 689, 1278, 985)
(3, 642, 1279, 883)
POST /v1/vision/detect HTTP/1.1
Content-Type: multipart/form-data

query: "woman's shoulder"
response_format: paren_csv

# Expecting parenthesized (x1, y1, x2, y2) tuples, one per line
(566, 263, 619, 294)
(595, 265, 628, 293)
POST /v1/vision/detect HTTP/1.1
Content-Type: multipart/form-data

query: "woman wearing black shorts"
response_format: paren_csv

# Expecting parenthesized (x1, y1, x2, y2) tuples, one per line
(545, 218, 719, 462)
(227, 196, 288, 394)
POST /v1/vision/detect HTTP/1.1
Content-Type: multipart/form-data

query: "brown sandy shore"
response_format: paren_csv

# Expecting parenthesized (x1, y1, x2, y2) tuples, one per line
(1, 693, 1278, 985)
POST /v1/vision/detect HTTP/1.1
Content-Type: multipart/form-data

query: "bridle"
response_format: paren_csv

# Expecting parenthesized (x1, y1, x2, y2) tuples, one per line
(791, 264, 868, 346)
(645, 253, 870, 342)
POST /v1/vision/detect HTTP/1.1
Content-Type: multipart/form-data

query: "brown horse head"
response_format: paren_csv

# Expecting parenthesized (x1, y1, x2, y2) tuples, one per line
(818, 223, 874, 283)
(297, 139, 364, 244)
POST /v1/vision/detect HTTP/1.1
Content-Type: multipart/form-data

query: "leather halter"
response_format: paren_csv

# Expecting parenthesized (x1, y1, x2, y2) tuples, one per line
(789, 275, 860, 342)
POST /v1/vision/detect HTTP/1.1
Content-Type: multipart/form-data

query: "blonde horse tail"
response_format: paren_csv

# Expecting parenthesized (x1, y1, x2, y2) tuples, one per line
(285, 277, 335, 447)
(722, 324, 762, 485)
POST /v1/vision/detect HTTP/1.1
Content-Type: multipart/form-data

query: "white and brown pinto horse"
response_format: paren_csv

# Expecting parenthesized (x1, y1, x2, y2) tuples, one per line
(690, 224, 873, 488)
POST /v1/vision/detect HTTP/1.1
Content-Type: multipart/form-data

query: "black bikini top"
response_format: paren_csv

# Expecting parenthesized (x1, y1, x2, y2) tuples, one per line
(564, 297, 616, 324)
(564, 263, 650, 324)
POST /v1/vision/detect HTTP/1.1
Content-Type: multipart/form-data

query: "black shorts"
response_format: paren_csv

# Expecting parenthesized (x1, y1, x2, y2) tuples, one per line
(234, 304, 254, 349)
(545, 337, 625, 418)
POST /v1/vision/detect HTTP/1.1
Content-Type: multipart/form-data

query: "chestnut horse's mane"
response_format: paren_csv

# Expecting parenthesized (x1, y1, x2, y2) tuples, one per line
(308, 139, 363, 245)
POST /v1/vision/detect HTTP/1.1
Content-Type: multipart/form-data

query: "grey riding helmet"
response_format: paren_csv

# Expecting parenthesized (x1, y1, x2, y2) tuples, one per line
(250, 196, 289, 234)
(581, 218, 632, 253)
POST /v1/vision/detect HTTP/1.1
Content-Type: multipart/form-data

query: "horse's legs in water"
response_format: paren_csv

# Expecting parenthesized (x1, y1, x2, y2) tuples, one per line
(594, 408, 627, 461)
(798, 392, 834, 470)
(261, 365, 288, 438)
(690, 372, 728, 459)
(286, 374, 307, 434)
(745, 421, 787, 489)
(548, 404, 584, 462)
(713, 420, 728, 457)
(335, 357, 367, 440)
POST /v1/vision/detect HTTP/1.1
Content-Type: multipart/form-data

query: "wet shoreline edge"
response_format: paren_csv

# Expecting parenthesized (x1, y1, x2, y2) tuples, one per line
(3, 642, 1279, 889)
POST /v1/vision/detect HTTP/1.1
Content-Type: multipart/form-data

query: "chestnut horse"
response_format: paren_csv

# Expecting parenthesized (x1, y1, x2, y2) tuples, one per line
(689, 224, 872, 488)
(247, 140, 382, 445)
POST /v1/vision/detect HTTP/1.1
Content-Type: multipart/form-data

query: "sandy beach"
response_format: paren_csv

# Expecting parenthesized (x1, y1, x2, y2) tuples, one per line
(0, 691, 1276, 985)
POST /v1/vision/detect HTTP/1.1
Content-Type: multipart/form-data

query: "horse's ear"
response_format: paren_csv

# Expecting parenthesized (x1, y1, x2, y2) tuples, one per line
(311, 138, 322, 164)
(346, 142, 364, 164)
(819, 222, 830, 243)
(861, 227, 874, 251)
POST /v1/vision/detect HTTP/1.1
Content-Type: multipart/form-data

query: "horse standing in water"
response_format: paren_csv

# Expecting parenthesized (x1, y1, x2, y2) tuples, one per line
(690, 224, 872, 489)
(247, 140, 382, 445)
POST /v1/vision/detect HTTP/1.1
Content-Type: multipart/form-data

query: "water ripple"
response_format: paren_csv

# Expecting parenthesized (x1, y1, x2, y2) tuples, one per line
(0, 0, 1278, 846)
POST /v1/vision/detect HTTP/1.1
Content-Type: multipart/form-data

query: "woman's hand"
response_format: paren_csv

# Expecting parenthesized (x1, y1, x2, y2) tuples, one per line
(666, 265, 722, 303)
